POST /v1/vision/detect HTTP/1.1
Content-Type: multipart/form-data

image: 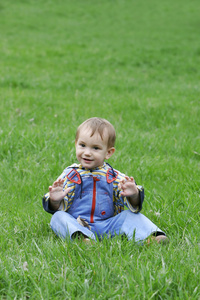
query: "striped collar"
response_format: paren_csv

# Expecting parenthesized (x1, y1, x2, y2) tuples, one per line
(78, 162, 107, 172)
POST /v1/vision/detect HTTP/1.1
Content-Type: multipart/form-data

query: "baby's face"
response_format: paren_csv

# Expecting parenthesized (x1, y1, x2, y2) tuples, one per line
(75, 127, 111, 169)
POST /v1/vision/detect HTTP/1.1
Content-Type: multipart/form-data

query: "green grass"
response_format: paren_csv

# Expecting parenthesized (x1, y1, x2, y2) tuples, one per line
(0, 0, 200, 299)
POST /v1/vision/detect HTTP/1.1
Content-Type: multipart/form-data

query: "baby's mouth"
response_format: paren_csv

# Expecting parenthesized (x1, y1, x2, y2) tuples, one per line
(83, 158, 93, 162)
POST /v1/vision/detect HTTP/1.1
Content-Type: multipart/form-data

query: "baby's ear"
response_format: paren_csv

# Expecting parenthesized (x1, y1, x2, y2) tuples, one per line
(105, 147, 115, 160)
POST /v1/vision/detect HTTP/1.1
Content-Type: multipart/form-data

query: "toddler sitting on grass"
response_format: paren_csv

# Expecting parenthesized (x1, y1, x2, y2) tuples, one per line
(43, 117, 167, 244)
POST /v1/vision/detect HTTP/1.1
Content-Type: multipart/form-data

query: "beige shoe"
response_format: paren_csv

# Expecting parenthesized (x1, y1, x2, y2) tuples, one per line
(155, 235, 169, 244)
(72, 232, 92, 244)
(147, 235, 169, 245)
(83, 238, 91, 244)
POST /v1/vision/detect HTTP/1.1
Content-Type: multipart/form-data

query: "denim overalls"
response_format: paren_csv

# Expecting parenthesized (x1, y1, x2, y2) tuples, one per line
(49, 166, 164, 242)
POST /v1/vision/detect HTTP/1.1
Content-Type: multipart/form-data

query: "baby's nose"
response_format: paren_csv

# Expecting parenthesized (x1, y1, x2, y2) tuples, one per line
(84, 148, 91, 155)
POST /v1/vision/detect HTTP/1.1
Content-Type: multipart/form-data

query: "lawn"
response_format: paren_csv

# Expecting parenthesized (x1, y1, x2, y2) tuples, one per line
(0, 0, 199, 299)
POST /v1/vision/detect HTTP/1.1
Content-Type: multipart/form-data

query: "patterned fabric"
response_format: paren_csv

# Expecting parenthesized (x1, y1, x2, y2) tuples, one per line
(43, 162, 144, 215)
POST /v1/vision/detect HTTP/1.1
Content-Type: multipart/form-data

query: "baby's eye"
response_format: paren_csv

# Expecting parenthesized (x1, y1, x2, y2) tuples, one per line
(94, 146, 100, 150)
(80, 143, 85, 147)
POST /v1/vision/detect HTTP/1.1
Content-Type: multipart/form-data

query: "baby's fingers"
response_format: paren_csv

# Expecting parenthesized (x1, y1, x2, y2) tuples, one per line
(58, 178, 65, 183)
(52, 178, 64, 187)
(52, 180, 59, 187)
(63, 187, 72, 196)
(124, 176, 134, 182)
(56, 178, 64, 185)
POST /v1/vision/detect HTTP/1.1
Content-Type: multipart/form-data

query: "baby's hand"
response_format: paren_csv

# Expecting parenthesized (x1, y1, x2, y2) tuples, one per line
(49, 178, 71, 202)
(118, 176, 139, 198)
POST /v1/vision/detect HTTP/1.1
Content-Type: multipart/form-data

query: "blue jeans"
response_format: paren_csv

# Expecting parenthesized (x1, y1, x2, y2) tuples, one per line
(50, 210, 164, 242)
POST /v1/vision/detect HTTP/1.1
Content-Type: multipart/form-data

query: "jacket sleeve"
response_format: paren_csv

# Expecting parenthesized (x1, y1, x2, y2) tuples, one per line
(42, 166, 76, 214)
(136, 185, 144, 212)
(122, 184, 144, 213)
(42, 168, 68, 214)
(42, 192, 57, 214)
(113, 170, 145, 213)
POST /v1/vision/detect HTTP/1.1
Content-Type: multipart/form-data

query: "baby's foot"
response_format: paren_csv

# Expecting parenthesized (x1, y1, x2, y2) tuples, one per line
(155, 235, 169, 244)
(72, 232, 92, 244)
(147, 235, 169, 245)
(82, 237, 91, 244)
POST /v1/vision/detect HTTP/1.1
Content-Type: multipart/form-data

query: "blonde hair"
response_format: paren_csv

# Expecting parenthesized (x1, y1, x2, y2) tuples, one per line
(75, 117, 116, 148)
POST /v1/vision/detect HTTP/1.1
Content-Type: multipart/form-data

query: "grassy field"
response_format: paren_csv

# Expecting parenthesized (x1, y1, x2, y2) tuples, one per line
(0, 0, 200, 299)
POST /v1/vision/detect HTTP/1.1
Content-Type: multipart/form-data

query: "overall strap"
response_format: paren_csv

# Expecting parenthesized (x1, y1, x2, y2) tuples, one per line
(67, 168, 82, 184)
(106, 163, 118, 183)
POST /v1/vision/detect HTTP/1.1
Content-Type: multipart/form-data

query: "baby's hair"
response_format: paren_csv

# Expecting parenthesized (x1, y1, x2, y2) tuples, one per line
(75, 117, 116, 148)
